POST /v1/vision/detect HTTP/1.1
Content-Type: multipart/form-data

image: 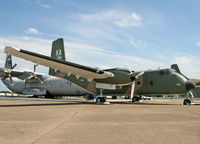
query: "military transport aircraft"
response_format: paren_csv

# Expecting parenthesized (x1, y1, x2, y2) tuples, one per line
(4, 40, 196, 105)
(0, 39, 92, 99)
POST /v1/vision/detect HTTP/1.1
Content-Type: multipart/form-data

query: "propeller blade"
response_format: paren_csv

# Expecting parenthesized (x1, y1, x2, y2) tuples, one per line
(130, 81, 135, 100)
(34, 65, 36, 73)
(126, 63, 132, 73)
(9, 77, 14, 85)
(38, 77, 44, 84)
(187, 91, 195, 103)
(12, 63, 17, 69)
(130, 71, 144, 100)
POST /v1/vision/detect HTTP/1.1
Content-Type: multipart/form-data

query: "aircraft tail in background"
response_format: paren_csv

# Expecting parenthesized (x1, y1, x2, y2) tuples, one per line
(5, 54, 13, 69)
(49, 38, 66, 75)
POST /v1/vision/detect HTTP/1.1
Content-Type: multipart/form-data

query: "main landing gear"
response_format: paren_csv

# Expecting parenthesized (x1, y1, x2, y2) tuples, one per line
(96, 89, 110, 104)
(96, 97, 106, 103)
(132, 96, 141, 102)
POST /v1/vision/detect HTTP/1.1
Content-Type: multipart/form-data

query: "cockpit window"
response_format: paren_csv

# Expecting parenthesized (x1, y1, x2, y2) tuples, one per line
(169, 69, 176, 74)
(166, 70, 170, 75)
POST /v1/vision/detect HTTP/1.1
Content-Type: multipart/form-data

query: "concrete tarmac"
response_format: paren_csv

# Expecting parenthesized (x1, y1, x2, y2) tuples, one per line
(0, 98, 200, 144)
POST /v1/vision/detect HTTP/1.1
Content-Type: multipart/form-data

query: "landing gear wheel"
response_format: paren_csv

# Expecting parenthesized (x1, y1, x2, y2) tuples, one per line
(32, 95, 38, 98)
(183, 99, 191, 105)
(87, 94, 94, 100)
(96, 97, 101, 103)
(112, 96, 117, 99)
(45, 95, 55, 99)
(96, 97, 106, 103)
(101, 97, 106, 102)
(132, 96, 140, 102)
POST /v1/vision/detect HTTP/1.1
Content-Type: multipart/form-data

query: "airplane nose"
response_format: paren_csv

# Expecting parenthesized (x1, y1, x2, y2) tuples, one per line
(185, 80, 196, 91)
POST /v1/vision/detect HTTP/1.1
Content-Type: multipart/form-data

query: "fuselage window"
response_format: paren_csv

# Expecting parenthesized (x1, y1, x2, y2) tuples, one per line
(150, 81, 153, 86)
(159, 70, 165, 76)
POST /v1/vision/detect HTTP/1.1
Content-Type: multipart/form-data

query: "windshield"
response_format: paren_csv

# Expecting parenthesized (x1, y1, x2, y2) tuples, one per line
(169, 69, 176, 74)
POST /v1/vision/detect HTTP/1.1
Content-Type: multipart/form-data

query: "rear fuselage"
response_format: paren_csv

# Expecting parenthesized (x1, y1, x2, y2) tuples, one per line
(1, 74, 91, 96)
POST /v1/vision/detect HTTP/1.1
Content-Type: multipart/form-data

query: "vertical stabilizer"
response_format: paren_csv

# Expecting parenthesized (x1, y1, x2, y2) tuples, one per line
(49, 38, 66, 75)
(5, 54, 12, 69)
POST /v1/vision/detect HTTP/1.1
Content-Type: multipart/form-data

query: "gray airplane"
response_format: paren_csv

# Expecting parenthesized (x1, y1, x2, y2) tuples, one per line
(0, 39, 92, 99)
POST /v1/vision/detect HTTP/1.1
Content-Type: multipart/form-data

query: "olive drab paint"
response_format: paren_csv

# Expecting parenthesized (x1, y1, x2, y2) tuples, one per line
(49, 38, 66, 76)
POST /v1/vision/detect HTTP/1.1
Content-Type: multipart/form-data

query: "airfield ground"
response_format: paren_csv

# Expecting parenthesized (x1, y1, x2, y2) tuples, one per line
(0, 97, 200, 144)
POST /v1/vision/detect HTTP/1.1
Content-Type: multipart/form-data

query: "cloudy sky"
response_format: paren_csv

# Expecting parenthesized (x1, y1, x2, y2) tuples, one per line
(0, 0, 200, 90)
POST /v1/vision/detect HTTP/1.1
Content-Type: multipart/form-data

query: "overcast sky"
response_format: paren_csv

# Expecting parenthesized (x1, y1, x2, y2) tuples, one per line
(0, 0, 200, 90)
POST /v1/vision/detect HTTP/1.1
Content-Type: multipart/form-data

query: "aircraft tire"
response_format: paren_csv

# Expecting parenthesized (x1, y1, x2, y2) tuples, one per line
(101, 97, 106, 102)
(132, 96, 140, 102)
(88, 94, 94, 100)
(96, 97, 101, 103)
(125, 96, 130, 99)
(32, 95, 38, 98)
(96, 97, 106, 103)
(183, 99, 191, 105)
(45, 95, 55, 99)
(112, 96, 117, 99)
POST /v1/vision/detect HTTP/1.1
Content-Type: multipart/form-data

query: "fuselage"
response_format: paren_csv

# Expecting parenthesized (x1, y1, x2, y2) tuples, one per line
(1, 68, 191, 97)
(1, 74, 91, 96)
(135, 69, 188, 95)
(95, 68, 189, 96)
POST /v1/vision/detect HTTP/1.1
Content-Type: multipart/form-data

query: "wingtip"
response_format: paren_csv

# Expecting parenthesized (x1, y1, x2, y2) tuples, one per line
(4, 46, 20, 54)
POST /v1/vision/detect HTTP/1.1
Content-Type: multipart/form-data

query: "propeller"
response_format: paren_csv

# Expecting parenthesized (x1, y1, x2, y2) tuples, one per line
(126, 63, 137, 100)
(126, 63, 145, 100)
(5, 63, 17, 85)
(27, 64, 43, 83)
(7, 71, 14, 85)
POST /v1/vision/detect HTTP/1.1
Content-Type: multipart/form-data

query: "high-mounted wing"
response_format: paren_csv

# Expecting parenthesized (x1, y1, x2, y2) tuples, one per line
(4, 47, 114, 81)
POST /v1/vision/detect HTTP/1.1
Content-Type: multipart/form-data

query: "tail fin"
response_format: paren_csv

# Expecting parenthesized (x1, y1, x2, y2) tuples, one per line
(49, 38, 66, 75)
(5, 54, 12, 69)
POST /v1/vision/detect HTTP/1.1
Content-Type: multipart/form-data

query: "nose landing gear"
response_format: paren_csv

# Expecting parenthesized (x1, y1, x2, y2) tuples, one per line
(132, 96, 141, 102)
(183, 91, 195, 105)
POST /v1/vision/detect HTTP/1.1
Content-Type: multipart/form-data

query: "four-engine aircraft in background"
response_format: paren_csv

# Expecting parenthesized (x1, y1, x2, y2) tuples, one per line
(4, 39, 196, 105)
(0, 39, 93, 99)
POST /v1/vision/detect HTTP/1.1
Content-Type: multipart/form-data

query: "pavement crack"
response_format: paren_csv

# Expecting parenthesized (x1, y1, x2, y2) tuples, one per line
(31, 110, 81, 144)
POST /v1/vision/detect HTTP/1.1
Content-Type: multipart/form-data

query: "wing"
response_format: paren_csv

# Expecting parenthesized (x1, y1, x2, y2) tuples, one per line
(0, 68, 24, 78)
(4, 46, 114, 81)
(0, 67, 43, 80)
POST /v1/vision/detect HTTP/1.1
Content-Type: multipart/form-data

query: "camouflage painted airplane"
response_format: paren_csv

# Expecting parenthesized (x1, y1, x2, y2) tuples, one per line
(4, 40, 196, 105)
